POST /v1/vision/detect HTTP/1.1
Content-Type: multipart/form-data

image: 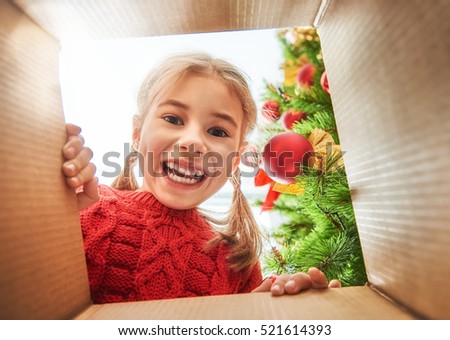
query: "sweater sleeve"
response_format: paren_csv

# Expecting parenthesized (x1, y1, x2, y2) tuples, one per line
(238, 261, 263, 293)
(78, 185, 119, 291)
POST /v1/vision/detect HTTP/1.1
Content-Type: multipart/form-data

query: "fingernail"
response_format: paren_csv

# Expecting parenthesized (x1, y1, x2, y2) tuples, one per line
(271, 285, 282, 294)
(65, 163, 75, 172)
(285, 280, 296, 290)
(69, 177, 79, 187)
(308, 267, 318, 274)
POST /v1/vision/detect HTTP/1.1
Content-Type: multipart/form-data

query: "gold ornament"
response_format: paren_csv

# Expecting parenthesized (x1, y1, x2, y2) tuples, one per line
(308, 128, 344, 171)
(272, 182, 305, 195)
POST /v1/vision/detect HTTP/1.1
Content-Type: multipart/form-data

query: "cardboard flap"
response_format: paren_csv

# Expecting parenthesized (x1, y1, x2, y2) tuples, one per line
(0, 0, 91, 319)
(318, 0, 450, 319)
(76, 287, 414, 320)
(14, 0, 323, 40)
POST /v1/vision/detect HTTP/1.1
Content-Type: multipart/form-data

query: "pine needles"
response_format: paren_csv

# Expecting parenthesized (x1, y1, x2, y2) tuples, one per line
(258, 28, 367, 286)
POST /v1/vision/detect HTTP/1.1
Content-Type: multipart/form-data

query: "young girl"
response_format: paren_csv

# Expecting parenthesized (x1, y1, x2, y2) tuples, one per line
(62, 52, 340, 304)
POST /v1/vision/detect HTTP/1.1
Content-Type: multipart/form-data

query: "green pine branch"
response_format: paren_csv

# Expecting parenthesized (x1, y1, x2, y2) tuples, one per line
(297, 39, 324, 67)
(278, 35, 300, 63)
(258, 27, 367, 286)
(293, 111, 339, 144)
(280, 84, 332, 114)
(277, 29, 324, 68)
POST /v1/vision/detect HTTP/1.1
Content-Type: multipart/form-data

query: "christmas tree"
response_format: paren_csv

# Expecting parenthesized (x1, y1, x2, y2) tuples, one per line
(252, 28, 367, 286)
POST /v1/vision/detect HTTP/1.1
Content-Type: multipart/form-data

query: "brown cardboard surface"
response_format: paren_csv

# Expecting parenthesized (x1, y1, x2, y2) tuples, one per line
(1, 0, 449, 320)
(14, 0, 323, 40)
(0, 0, 91, 319)
(75, 287, 414, 320)
(318, 0, 450, 319)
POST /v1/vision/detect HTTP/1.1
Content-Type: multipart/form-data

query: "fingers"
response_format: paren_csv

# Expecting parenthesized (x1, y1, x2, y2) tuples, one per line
(270, 274, 289, 296)
(66, 123, 82, 136)
(307, 267, 341, 288)
(63, 134, 85, 160)
(271, 273, 313, 296)
(307, 267, 329, 289)
(269, 268, 342, 297)
(63, 144, 92, 176)
(63, 123, 99, 211)
(65, 162, 96, 188)
(328, 279, 342, 288)
(77, 177, 100, 211)
(64, 123, 84, 160)
(63, 147, 95, 186)
(62, 123, 93, 187)
(251, 278, 273, 293)
(282, 272, 314, 295)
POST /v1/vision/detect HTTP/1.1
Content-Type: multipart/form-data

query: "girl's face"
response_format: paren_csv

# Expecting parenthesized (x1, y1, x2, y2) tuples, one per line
(135, 73, 245, 210)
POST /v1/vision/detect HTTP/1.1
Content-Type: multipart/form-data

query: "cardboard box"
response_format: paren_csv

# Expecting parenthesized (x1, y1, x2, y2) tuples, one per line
(1, 0, 449, 319)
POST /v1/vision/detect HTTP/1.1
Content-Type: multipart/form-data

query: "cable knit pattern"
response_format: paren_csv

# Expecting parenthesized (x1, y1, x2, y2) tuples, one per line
(79, 185, 262, 304)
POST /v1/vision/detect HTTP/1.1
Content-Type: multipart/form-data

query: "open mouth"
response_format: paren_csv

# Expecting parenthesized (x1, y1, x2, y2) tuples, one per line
(162, 161, 205, 184)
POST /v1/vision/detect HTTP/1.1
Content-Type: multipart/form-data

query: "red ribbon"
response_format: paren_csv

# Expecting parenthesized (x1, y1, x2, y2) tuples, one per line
(254, 168, 281, 212)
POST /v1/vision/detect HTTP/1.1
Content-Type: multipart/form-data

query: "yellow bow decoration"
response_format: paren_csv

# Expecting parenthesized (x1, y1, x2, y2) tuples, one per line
(272, 182, 305, 195)
(308, 128, 344, 172)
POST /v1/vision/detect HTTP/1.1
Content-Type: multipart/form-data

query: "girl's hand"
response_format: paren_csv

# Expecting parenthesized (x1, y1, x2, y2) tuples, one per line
(252, 267, 341, 296)
(62, 123, 99, 211)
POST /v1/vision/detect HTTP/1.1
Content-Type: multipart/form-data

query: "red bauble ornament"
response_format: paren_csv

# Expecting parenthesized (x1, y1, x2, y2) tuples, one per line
(261, 100, 281, 122)
(262, 132, 314, 184)
(296, 64, 315, 87)
(320, 71, 330, 94)
(281, 109, 307, 130)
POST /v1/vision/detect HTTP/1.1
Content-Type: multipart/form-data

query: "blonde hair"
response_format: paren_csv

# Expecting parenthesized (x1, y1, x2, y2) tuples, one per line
(111, 52, 261, 272)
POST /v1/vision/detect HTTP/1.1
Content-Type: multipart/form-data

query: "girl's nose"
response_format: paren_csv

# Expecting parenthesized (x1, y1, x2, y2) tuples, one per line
(177, 126, 208, 155)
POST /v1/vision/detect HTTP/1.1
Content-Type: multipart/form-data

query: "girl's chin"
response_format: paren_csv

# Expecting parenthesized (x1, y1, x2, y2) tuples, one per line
(155, 193, 200, 210)
(143, 174, 227, 210)
(161, 201, 197, 210)
(151, 176, 209, 209)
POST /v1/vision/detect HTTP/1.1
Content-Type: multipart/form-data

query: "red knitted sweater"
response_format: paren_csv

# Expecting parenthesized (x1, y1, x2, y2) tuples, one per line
(79, 185, 262, 304)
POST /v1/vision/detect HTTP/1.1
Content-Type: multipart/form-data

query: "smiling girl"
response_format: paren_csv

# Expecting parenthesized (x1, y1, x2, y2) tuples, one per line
(62, 52, 340, 304)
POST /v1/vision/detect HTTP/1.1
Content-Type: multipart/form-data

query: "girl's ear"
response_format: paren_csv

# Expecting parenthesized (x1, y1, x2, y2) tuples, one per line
(132, 128, 140, 151)
(132, 114, 142, 151)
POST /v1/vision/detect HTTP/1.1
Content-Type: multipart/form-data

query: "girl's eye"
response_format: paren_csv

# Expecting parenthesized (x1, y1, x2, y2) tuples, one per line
(208, 127, 229, 138)
(163, 115, 183, 125)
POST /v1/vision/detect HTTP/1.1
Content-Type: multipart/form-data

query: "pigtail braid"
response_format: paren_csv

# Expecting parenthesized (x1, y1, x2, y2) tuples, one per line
(207, 168, 262, 272)
(110, 149, 139, 191)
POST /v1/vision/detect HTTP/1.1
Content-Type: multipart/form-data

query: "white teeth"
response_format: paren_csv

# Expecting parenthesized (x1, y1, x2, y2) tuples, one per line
(168, 171, 199, 184)
(165, 162, 203, 184)
(166, 162, 204, 177)
(177, 166, 188, 175)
